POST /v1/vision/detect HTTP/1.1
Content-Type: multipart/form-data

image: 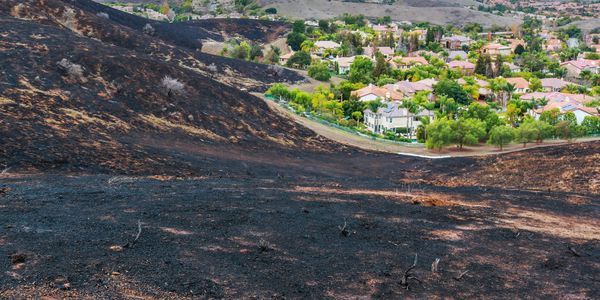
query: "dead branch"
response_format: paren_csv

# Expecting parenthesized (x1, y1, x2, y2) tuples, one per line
(454, 270, 468, 281)
(338, 220, 353, 237)
(123, 220, 142, 249)
(567, 246, 581, 257)
(431, 258, 440, 273)
(401, 253, 420, 290)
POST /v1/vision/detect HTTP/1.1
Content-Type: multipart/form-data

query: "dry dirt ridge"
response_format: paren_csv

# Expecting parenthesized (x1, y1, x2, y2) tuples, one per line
(258, 0, 521, 27)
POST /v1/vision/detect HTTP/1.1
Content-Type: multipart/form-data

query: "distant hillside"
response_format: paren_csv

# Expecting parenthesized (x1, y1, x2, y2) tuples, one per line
(258, 0, 521, 27)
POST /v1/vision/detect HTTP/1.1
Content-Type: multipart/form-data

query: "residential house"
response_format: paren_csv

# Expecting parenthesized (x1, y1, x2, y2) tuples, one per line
(407, 50, 438, 58)
(507, 38, 525, 52)
(545, 38, 562, 52)
(567, 38, 580, 49)
(314, 41, 341, 56)
(335, 56, 356, 75)
(363, 102, 434, 134)
(481, 43, 512, 56)
(440, 35, 472, 50)
(446, 50, 468, 62)
(304, 20, 318, 27)
(585, 33, 600, 50)
(391, 56, 429, 70)
(371, 23, 402, 38)
(279, 51, 294, 65)
(540, 78, 574, 92)
(529, 98, 599, 124)
(506, 77, 530, 93)
(409, 29, 428, 42)
(363, 46, 395, 59)
(503, 62, 521, 73)
(351, 84, 403, 102)
(447, 60, 475, 75)
(384, 80, 434, 97)
(560, 59, 600, 78)
(521, 92, 597, 106)
(585, 33, 600, 47)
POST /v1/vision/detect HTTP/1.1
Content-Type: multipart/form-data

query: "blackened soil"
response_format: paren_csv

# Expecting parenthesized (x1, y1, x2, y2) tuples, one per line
(1, 169, 598, 299)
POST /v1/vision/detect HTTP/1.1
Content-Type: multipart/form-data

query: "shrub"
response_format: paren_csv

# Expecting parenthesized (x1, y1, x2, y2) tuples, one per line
(96, 12, 109, 19)
(265, 7, 277, 14)
(56, 58, 86, 83)
(160, 76, 185, 97)
(487, 125, 514, 150)
(514, 122, 538, 147)
(143, 23, 155, 36)
(307, 63, 331, 81)
(267, 65, 284, 77)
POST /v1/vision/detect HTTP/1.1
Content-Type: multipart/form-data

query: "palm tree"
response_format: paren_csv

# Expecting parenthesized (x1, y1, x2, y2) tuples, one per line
(502, 83, 516, 110)
(401, 99, 418, 138)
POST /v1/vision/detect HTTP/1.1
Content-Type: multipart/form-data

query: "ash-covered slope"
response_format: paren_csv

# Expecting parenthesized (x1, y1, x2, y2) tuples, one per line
(0, 0, 327, 175)
(3, 0, 302, 90)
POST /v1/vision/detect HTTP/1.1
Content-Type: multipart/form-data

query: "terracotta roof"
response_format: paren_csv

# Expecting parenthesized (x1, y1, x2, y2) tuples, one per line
(506, 77, 529, 89)
(540, 78, 573, 89)
(351, 84, 403, 101)
(364, 46, 394, 57)
(560, 59, 599, 70)
(482, 43, 511, 50)
(521, 92, 596, 105)
(441, 35, 472, 43)
(315, 41, 341, 49)
(385, 80, 433, 95)
(393, 56, 429, 66)
(447, 60, 475, 69)
(335, 56, 356, 67)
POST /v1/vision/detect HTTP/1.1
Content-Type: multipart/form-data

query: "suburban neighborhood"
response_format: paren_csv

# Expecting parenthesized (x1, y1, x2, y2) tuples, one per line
(263, 12, 600, 149)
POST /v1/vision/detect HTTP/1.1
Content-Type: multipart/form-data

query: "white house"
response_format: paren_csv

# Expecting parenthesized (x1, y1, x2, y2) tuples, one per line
(560, 59, 600, 78)
(314, 41, 341, 56)
(336, 56, 355, 75)
(363, 102, 433, 135)
(531, 101, 598, 124)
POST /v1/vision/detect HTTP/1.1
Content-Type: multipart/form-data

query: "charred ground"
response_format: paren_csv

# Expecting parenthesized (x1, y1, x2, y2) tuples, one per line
(0, 0, 599, 299)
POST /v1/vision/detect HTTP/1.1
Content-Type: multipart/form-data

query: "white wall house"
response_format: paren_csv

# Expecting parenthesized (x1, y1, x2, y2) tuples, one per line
(363, 102, 433, 135)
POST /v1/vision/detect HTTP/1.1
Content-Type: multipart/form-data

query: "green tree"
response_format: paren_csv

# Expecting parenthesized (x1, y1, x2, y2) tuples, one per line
(514, 122, 538, 147)
(529, 77, 542, 92)
(416, 116, 431, 143)
(529, 119, 555, 142)
(450, 118, 486, 150)
(514, 44, 525, 55)
(581, 115, 600, 135)
(474, 54, 489, 76)
(539, 108, 561, 126)
(433, 79, 471, 105)
(287, 32, 306, 51)
(286, 51, 311, 68)
(487, 125, 514, 150)
(425, 117, 453, 151)
(351, 111, 363, 122)
(342, 97, 365, 118)
(307, 63, 331, 81)
(292, 20, 306, 33)
(348, 57, 374, 84)
(372, 52, 390, 79)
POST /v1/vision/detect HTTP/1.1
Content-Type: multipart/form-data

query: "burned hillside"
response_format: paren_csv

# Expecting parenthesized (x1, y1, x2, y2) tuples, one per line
(0, 9, 322, 174)
(0, 0, 599, 299)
